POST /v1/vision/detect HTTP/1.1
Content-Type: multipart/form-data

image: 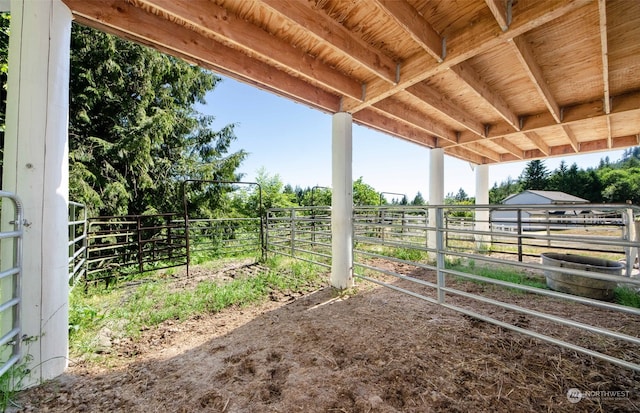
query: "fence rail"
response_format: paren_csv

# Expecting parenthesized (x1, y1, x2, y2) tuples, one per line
(268, 203, 640, 372)
(0, 191, 24, 377)
(68, 202, 88, 287)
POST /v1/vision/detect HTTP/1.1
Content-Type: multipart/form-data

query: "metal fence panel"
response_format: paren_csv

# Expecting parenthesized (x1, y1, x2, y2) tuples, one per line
(0, 191, 24, 377)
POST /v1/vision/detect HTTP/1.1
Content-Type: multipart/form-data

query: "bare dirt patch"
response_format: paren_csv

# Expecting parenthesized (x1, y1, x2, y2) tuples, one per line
(17, 262, 640, 412)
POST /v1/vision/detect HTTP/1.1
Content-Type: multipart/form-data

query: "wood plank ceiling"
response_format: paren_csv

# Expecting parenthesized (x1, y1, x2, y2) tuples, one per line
(62, 0, 640, 165)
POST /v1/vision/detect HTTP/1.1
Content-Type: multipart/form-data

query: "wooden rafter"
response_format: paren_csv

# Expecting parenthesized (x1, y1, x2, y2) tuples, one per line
(463, 141, 502, 162)
(561, 125, 580, 152)
(449, 61, 520, 131)
(598, 0, 611, 114)
(67, 0, 341, 112)
(140, 0, 363, 100)
(444, 146, 485, 165)
(493, 137, 524, 159)
(485, 0, 511, 31)
(353, 107, 438, 148)
(374, 0, 443, 62)
(373, 97, 458, 144)
(405, 82, 486, 137)
(510, 35, 561, 123)
(260, 0, 397, 84)
(341, 0, 589, 112)
(523, 131, 550, 155)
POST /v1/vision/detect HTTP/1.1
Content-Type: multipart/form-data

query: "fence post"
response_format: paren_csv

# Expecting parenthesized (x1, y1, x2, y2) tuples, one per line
(137, 216, 144, 273)
(436, 206, 446, 304)
(517, 209, 523, 262)
(290, 209, 296, 258)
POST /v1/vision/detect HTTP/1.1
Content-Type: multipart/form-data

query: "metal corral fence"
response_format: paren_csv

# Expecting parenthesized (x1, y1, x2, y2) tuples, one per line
(68, 202, 88, 287)
(85, 213, 188, 284)
(266, 207, 332, 269)
(0, 192, 24, 377)
(353, 203, 640, 372)
(185, 216, 264, 266)
(266, 203, 640, 372)
(68, 209, 265, 284)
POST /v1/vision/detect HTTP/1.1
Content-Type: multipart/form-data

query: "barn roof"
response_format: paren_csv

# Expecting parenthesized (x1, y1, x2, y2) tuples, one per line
(503, 190, 589, 204)
(62, 0, 640, 165)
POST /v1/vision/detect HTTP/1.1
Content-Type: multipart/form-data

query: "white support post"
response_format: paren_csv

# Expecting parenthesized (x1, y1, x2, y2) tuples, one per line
(331, 113, 354, 289)
(2, 0, 72, 386)
(427, 148, 444, 258)
(475, 164, 491, 250)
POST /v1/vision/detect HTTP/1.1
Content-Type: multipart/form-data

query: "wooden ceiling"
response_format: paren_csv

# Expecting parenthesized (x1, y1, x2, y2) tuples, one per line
(62, 0, 640, 165)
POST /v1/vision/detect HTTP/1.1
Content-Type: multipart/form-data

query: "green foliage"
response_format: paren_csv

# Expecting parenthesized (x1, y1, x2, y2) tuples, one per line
(412, 192, 425, 205)
(353, 177, 380, 206)
(68, 258, 326, 358)
(519, 160, 549, 191)
(614, 286, 640, 308)
(0, 335, 37, 412)
(68, 24, 246, 216)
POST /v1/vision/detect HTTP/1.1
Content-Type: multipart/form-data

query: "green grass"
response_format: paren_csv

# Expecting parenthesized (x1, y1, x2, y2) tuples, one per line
(614, 286, 640, 308)
(69, 255, 326, 360)
(446, 259, 548, 291)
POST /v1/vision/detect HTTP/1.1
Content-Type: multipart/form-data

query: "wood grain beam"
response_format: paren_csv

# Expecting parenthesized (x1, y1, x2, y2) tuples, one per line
(598, 0, 611, 114)
(444, 146, 485, 165)
(463, 142, 502, 162)
(492, 137, 524, 159)
(140, 0, 362, 100)
(485, 0, 511, 31)
(374, 0, 443, 62)
(510, 35, 561, 123)
(561, 125, 579, 152)
(260, 0, 397, 84)
(65, 0, 340, 112)
(406, 82, 486, 136)
(342, 0, 589, 112)
(373, 97, 458, 143)
(353, 108, 438, 148)
(449, 61, 520, 130)
(523, 131, 550, 155)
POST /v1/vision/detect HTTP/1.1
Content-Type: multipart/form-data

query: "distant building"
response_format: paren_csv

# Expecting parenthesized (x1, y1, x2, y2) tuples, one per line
(491, 190, 591, 231)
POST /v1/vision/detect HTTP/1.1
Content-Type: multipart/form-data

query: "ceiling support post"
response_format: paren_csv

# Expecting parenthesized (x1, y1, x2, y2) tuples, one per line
(2, 0, 72, 387)
(331, 112, 354, 289)
(475, 164, 491, 250)
(428, 148, 444, 259)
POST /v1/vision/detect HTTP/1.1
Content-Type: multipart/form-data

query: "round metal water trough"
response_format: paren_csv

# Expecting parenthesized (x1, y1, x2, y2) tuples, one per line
(541, 253, 624, 301)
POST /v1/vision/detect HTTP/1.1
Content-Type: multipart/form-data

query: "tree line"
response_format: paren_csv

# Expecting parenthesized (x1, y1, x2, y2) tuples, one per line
(489, 150, 640, 205)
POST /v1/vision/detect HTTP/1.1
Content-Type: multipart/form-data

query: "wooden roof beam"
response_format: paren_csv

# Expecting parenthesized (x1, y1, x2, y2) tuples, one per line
(66, 0, 340, 112)
(444, 146, 485, 165)
(373, 97, 458, 144)
(406, 82, 486, 137)
(450, 61, 520, 131)
(463, 142, 502, 163)
(260, 0, 397, 84)
(523, 131, 550, 155)
(353, 108, 438, 148)
(342, 0, 589, 112)
(492, 137, 524, 159)
(374, 0, 443, 62)
(561, 125, 579, 152)
(485, 0, 511, 31)
(598, 0, 611, 114)
(510, 35, 561, 123)
(140, 0, 363, 101)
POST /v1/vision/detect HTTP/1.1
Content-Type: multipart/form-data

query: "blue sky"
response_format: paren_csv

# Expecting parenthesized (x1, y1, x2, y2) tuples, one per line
(200, 76, 623, 202)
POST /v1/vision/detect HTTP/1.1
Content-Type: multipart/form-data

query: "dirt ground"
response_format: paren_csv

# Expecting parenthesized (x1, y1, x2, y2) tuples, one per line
(16, 261, 640, 412)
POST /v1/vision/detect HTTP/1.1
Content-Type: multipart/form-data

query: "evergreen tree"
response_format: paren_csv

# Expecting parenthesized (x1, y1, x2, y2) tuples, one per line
(69, 24, 246, 216)
(411, 192, 425, 205)
(519, 160, 549, 190)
